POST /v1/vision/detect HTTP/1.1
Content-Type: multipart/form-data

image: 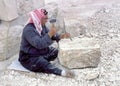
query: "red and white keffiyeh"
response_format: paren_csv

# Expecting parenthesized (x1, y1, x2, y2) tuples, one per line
(27, 9, 46, 36)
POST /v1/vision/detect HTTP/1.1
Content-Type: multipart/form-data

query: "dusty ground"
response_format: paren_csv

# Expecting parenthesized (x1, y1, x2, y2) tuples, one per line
(0, 4, 120, 86)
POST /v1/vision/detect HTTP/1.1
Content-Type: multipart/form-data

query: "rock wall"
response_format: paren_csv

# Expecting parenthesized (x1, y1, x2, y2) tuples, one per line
(0, 0, 44, 61)
(47, 0, 120, 37)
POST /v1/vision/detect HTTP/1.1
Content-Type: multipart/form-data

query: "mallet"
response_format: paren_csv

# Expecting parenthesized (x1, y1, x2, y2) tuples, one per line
(49, 18, 56, 27)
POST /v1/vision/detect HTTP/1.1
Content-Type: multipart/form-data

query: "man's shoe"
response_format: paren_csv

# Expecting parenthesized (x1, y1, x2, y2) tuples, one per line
(61, 70, 75, 78)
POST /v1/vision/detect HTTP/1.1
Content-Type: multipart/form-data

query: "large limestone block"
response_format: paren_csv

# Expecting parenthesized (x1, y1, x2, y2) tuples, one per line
(17, 0, 44, 15)
(6, 37, 20, 59)
(8, 25, 23, 38)
(6, 26, 23, 59)
(17, 0, 33, 15)
(0, 22, 9, 40)
(32, 0, 44, 9)
(43, 3, 59, 29)
(0, 0, 18, 21)
(0, 40, 7, 61)
(58, 37, 101, 69)
(64, 19, 86, 37)
(43, 3, 58, 18)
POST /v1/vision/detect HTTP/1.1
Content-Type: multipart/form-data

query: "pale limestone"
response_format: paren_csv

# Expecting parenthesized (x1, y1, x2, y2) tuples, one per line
(17, 0, 44, 15)
(42, 3, 59, 30)
(43, 2, 58, 18)
(85, 72, 99, 80)
(8, 25, 23, 38)
(0, 0, 45, 61)
(58, 37, 101, 69)
(0, 23, 8, 40)
(64, 19, 86, 37)
(7, 26, 23, 59)
(0, 0, 18, 21)
(0, 25, 23, 60)
(17, 0, 33, 15)
(0, 40, 7, 61)
(6, 37, 20, 57)
(32, 0, 44, 9)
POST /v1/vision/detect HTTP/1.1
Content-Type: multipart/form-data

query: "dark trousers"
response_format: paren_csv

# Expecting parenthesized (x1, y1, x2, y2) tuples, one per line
(19, 47, 62, 75)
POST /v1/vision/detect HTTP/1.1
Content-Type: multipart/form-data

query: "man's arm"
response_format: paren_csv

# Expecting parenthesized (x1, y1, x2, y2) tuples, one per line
(24, 29, 53, 49)
(51, 33, 61, 42)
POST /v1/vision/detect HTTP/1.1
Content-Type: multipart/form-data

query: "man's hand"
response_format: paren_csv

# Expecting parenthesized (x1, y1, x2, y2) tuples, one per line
(48, 24, 57, 38)
(60, 33, 71, 39)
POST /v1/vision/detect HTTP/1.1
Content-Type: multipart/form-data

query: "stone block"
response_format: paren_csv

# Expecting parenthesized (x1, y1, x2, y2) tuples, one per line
(0, 40, 7, 61)
(43, 2, 58, 18)
(6, 36, 21, 59)
(8, 25, 23, 38)
(0, 22, 9, 40)
(17, 0, 33, 15)
(0, 0, 18, 21)
(58, 37, 101, 69)
(64, 19, 86, 37)
(32, 0, 44, 9)
(17, 0, 44, 15)
(6, 26, 23, 59)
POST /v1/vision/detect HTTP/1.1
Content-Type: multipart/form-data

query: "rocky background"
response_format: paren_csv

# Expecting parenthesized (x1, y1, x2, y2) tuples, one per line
(0, 0, 120, 86)
(0, 0, 44, 61)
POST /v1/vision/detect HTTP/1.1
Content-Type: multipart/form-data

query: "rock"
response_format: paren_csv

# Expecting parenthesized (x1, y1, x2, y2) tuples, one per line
(6, 37, 21, 59)
(8, 25, 23, 38)
(43, 2, 58, 18)
(0, 22, 9, 40)
(17, 0, 44, 15)
(0, 0, 18, 21)
(64, 19, 86, 37)
(6, 25, 23, 59)
(43, 2, 59, 29)
(58, 37, 101, 69)
(0, 40, 7, 61)
(17, 0, 33, 15)
(0, 22, 10, 61)
(86, 6, 120, 39)
(0, 25, 23, 61)
(85, 72, 99, 81)
(32, 0, 45, 9)
(10, 14, 28, 26)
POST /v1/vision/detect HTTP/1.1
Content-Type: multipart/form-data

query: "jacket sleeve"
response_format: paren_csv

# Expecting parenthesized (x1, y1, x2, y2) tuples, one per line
(23, 29, 53, 49)
(46, 27, 61, 42)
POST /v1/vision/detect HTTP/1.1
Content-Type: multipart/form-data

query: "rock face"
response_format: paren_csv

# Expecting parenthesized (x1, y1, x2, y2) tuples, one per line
(0, 0, 18, 21)
(58, 37, 101, 69)
(0, 0, 45, 61)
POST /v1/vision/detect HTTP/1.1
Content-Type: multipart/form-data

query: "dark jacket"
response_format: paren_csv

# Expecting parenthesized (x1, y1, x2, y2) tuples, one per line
(19, 23, 60, 61)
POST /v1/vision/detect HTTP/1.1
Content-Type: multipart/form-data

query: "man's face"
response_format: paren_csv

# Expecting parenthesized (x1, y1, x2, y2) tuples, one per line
(41, 15, 48, 25)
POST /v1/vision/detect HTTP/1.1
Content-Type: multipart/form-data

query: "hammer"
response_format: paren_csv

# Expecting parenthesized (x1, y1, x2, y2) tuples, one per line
(63, 18, 72, 41)
(49, 18, 60, 49)
(49, 18, 56, 28)
(49, 18, 72, 41)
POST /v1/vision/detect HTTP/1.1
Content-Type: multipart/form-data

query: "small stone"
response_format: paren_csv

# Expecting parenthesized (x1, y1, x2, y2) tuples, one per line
(85, 72, 99, 81)
(105, 9, 110, 13)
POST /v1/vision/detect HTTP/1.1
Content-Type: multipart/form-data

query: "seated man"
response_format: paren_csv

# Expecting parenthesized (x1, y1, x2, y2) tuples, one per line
(19, 9, 74, 78)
